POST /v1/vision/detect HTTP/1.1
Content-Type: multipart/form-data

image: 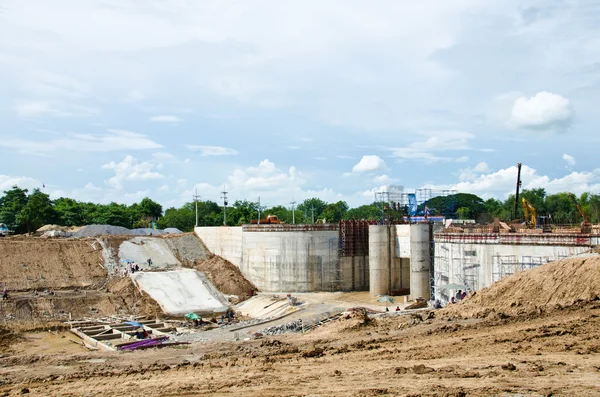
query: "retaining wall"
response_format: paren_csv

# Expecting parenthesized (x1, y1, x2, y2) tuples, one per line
(194, 226, 243, 267)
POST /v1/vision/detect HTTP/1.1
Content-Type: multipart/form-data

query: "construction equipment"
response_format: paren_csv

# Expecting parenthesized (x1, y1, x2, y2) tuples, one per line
(521, 198, 537, 228)
(251, 215, 280, 225)
(568, 194, 592, 234)
(513, 163, 522, 221)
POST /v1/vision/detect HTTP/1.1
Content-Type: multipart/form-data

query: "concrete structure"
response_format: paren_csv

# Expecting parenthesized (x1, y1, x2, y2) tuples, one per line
(368, 224, 430, 299)
(196, 225, 368, 293)
(195, 226, 243, 267)
(433, 232, 599, 302)
(131, 269, 229, 315)
(196, 223, 598, 302)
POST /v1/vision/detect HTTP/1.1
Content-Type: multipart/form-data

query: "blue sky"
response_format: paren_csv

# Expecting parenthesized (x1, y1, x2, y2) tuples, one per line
(1, 0, 600, 209)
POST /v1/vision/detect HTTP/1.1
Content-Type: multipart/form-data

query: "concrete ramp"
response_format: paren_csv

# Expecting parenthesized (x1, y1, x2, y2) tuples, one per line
(132, 269, 229, 316)
(119, 237, 181, 269)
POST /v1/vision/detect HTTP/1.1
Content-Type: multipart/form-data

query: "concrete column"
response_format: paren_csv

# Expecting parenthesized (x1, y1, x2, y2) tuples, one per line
(369, 225, 390, 296)
(409, 223, 432, 300)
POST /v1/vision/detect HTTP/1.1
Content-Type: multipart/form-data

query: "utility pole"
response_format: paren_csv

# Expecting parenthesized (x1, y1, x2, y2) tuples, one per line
(311, 206, 315, 224)
(290, 198, 296, 224)
(257, 196, 261, 224)
(220, 186, 228, 225)
(193, 189, 201, 227)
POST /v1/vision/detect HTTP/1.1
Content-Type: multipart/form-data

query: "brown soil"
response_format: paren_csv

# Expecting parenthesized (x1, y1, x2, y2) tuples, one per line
(0, 237, 107, 291)
(0, 301, 599, 396)
(445, 255, 600, 318)
(187, 256, 257, 302)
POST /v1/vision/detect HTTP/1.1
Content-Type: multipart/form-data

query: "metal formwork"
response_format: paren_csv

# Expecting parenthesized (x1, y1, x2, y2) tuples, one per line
(338, 220, 378, 257)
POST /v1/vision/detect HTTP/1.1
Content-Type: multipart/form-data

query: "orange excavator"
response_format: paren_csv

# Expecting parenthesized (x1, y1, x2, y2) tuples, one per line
(568, 194, 592, 233)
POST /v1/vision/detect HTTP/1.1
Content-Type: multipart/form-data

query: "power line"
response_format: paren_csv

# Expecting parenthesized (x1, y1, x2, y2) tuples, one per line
(193, 189, 201, 227)
(220, 186, 228, 225)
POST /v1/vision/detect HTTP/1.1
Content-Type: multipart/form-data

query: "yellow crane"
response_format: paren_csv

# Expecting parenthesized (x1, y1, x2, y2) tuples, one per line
(522, 198, 536, 227)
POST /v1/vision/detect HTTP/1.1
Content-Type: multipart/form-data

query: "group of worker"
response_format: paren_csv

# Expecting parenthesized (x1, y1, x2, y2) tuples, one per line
(450, 289, 468, 304)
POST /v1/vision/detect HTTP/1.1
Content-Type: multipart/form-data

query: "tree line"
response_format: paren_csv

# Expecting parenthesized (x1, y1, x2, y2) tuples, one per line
(0, 185, 598, 234)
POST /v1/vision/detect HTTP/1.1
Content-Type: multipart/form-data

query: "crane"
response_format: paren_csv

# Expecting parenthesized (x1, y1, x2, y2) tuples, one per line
(568, 194, 592, 233)
(521, 197, 536, 228)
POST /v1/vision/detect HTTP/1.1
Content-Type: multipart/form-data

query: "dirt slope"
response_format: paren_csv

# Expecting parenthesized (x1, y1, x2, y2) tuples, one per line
(189, 256, 257, 301)
(0, 237, 107, 291)
(446, 255, 600, 318)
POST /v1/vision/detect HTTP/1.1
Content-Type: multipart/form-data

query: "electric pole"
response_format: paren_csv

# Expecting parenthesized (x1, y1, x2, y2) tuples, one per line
(257, 196, 261, 224)
(311, 206, 315, 224)
(290, 198, 296, 224)
(220, 186, 228, 225)
(193, 189, 201, 227)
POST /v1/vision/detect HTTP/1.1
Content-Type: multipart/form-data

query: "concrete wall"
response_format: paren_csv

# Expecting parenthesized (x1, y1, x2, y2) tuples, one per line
(241, 230, 340, 292)
(340, 256, 369, 291)
(433, 232, 594, 301)
(194, 226, 243, 267)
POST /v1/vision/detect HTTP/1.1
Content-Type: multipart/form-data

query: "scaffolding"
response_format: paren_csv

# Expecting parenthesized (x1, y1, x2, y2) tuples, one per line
(374, 186, 459, 218)
(451, 245, 480, 291)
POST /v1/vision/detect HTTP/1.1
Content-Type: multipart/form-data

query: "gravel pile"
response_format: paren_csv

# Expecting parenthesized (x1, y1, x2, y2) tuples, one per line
(74, 225, 177, 237)
(258, 319, 305, 335)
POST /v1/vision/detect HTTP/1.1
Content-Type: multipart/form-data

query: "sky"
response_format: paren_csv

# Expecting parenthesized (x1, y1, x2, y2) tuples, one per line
(1, 0, 600, 209)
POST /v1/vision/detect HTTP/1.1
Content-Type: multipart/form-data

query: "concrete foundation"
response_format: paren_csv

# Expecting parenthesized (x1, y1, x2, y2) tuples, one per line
(195, 224, 598, 300)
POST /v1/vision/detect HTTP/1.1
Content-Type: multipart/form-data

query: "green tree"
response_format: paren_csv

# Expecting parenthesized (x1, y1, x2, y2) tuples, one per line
(345, 203, 381, 220)
(0, 185, 29, 232)
(157, 204, 196, 231)
(17, 189, 56, 233)
(297, 198, 327, 223)
(321, 201, 349, 223)
(138, 197, 163, 219)
(54, 197, 84, 226)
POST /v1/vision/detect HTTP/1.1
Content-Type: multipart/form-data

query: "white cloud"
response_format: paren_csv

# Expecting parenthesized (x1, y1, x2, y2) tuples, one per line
(152, 152, 176, 161)
(352, 155, 387, 173)
(150, 115, 183, 123)
(0, 175, 41, 192)
(102, 155, 164, 189)
(0, 129, 163, 153)
(228, 159, 303, 191)
(391, 131, 474, 163)
(14, 100, 98, 118)
(186, 145, 239, 156)
(425, 164, 600, 199)
(509, 91, 573, 131)
(563, 153, 576, 167)
(373, 174, 394, 184)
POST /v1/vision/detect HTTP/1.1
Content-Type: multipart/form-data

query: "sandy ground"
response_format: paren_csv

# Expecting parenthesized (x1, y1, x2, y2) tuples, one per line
(1, 301, 599, 396)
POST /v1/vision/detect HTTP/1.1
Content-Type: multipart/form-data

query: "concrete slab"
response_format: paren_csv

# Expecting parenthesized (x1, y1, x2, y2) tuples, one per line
(132, 269, 229, 316)
(119, 237, 181, 269)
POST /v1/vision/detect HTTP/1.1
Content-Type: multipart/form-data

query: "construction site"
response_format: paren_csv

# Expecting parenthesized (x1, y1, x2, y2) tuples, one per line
(0, 195, 599, 396)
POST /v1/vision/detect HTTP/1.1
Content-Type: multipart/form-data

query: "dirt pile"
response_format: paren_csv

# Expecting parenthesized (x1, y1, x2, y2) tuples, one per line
(0, 238, 107, 291)
(163, 233, 210, 263)
(446, 255, 600, 318)
(189, 256, 256, 301)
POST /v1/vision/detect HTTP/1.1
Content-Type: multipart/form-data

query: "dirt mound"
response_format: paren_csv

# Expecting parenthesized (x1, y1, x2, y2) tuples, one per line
(445, 255, 600, 318)
(164, 233, 210, 263)
(189, 256, 256, 302)
(0, 238, 107, 291)
(36, 225, 83, 234)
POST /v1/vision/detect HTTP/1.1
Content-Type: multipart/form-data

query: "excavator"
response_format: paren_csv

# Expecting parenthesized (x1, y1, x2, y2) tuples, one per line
(568, 194, 592, 234)
(521, 198, 537, 228)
